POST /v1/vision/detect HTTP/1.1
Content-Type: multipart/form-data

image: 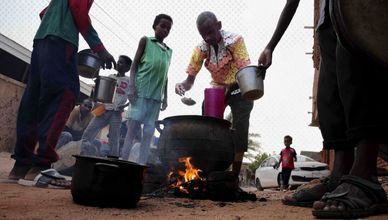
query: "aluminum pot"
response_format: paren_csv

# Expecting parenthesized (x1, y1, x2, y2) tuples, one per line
(71, 155, 146, 208)
(77, 49, 102, 78)
(236, 65, 266, 100)
(93, 76, 117, 103)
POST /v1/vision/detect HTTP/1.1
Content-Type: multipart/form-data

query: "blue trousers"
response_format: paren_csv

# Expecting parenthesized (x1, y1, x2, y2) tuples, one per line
(80, 110, 122, 157)
(12, 37, 79, 166)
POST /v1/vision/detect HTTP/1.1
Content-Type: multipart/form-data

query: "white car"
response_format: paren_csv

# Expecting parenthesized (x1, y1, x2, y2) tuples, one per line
(254, 155, 330, 191)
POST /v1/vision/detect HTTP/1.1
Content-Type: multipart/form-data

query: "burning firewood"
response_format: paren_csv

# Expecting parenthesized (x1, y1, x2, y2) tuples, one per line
(168, 157, 207, 196)
(167, 156, 257, 201)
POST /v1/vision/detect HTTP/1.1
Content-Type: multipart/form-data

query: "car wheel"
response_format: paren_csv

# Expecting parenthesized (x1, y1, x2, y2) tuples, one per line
(255, 178, 263, 191)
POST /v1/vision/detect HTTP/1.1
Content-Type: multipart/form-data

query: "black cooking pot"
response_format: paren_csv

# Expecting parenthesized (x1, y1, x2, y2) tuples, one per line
(156, 115, 235, 175)
(71, 155, 146, 208)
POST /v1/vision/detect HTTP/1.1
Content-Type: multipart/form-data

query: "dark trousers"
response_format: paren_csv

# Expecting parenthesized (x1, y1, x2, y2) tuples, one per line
(12, 37, 79, 166)
(282, 168, 292, 188)
(317, 20, 388, 150)
(227, 93, 253, 152)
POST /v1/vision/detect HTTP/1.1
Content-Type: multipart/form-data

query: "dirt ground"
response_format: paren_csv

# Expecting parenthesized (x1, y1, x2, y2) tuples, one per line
(1, 152, 388, 220)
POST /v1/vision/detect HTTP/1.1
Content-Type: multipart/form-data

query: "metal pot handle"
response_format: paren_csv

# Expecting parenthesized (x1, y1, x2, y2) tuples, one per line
(94, 162, 120, 174)
(155, 120, 165, 134)
(91, 163, 120, 188)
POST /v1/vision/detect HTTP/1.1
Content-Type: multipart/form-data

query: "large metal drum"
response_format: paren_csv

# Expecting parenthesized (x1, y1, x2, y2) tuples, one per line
(331, 0, 388, 69)
(93, 76, 116, 103)
(155, 115, 235, 175)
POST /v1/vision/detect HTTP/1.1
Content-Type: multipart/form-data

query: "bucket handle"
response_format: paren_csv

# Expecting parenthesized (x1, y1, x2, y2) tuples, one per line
(155, 120, 165, 134)
(257, 65, 266, 79)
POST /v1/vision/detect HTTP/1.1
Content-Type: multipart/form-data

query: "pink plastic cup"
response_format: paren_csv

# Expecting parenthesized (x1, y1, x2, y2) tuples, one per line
(204, 88, 225, 119)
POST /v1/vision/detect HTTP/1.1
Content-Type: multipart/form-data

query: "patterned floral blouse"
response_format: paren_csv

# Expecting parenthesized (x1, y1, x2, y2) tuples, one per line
(186, 30, 251, 86)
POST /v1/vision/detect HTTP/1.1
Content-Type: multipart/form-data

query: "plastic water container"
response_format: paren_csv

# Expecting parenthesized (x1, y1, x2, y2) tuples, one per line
(204, 88, 225, 119)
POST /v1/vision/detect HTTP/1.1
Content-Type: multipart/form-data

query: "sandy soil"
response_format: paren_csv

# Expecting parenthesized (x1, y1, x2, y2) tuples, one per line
(1, 152, 388, 220)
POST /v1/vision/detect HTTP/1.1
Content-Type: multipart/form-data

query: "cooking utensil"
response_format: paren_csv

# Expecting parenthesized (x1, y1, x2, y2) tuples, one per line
(77, 49, 102, 78)
(71, 155, 146, 208)
(180, 95, 196, 106)
(93, 76, 117, 103)
(155, 115, 234, 175)
(204, 88, 225, 118)
(236, 65, 266, 100)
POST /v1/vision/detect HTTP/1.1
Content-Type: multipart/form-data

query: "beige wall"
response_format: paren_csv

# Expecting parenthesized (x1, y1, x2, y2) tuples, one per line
(0, 74, 25, 152)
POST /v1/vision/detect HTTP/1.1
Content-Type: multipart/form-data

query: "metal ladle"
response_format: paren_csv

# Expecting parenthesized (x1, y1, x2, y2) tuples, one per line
(180, 94, 196, 106)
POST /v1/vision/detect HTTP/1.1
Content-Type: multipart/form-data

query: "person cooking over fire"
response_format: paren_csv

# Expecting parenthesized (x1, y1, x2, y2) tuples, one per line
(175, 11, 253, 177)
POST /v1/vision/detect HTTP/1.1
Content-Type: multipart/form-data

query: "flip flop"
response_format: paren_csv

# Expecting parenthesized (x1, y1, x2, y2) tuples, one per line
(282, 177, 340, 207)
(40, 168, 67, 180)
(48, 179, 71, 189)
(18, 173, 56, 187)
(0, 178, 19, 184)
(17, 168, 69, 189)
(312, 175, 388, 219)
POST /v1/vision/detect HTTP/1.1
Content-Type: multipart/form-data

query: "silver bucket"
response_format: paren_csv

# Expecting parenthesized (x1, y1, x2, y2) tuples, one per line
(77, 49, 101, 79)
(236, 66, 265, 100)
(93, 76, 116, 103)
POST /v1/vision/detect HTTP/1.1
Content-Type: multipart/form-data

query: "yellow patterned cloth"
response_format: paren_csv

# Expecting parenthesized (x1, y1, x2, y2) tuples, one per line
(186, 30, 251, 86)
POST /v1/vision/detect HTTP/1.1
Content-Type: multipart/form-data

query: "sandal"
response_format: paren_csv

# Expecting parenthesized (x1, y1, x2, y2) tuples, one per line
(282, 177, 340, 207)
(18, 168, 71, 189)
(312, 175, 388, 219)
(48, 179, 71, 189)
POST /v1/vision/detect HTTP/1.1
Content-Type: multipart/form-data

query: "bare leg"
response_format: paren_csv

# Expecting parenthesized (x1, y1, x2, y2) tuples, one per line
(232, 151, 244, 176)
(331, 148, 354, 181)
(121, 120, 141, 160)
(137, 124, 154, 165)
(349, 139, 379, 180)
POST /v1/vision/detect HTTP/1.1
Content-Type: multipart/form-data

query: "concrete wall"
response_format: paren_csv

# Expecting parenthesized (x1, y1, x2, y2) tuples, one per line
(0, 74, 25, 152)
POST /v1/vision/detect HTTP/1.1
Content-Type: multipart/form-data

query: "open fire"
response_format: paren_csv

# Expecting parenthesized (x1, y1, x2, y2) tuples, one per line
(166, 156, 257, 201)
(168, 157, 207, 196)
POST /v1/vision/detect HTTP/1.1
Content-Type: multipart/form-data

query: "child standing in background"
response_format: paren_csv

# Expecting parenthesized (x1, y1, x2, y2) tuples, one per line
(80, 55, 132, 157)
(121, 14, 173, 165)
(279, 135, 297, 191)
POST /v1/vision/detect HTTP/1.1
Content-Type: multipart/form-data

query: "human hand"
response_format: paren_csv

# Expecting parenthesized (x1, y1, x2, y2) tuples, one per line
(128, 85, 136, 103)
(97, 49, 116, 70)
(258, 48, 273, 69)
(175, 79, 194, 96)
(175, 83, 186, 96)
(161, 98, 167, 111)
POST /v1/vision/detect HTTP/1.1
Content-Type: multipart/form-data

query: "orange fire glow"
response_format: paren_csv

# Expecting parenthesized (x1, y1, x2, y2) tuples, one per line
(168, 157, 205, 194)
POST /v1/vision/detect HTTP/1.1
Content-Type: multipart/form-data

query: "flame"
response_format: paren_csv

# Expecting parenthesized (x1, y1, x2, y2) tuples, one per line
(180, 157, 203, 182)
(168, 157, 205, 194)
